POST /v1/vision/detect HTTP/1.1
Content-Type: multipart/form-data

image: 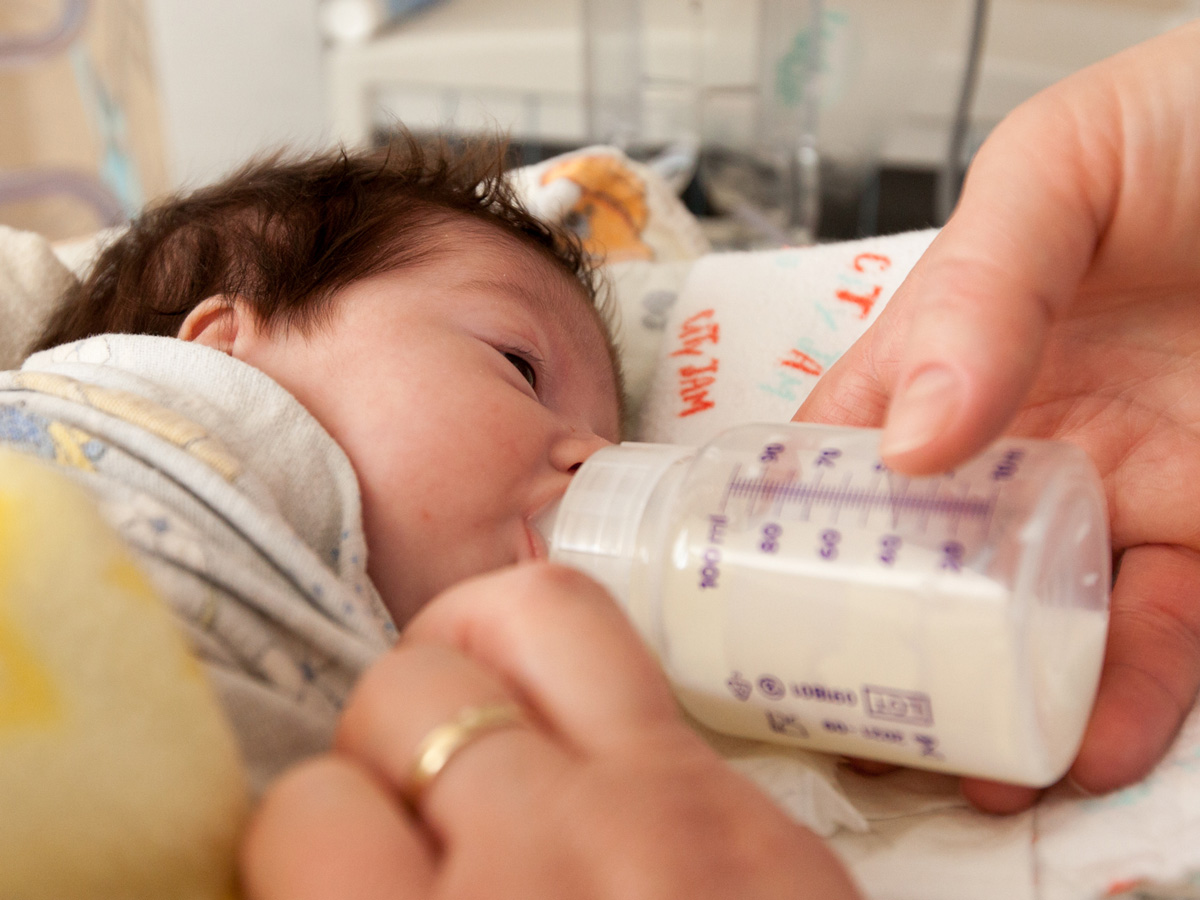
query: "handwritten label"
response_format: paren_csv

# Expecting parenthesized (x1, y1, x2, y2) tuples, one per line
(759, 339, 838, 403)
(835, 252, 892, 319)
(780, 348, 824, 376)
(670, 309, 720, 418)
(757, 251, 893, 406)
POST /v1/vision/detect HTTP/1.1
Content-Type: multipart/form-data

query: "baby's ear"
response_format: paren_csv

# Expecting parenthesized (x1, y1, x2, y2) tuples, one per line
(177, 296, 244, 353)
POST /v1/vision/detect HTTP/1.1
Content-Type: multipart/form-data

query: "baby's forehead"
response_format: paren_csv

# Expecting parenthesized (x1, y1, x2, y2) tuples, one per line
(438, 216, 586, 291)
(441, 218, 612, 341)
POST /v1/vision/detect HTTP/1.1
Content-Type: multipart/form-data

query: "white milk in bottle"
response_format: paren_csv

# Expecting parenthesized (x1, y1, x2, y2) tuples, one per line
(538, 423, 1110, 786)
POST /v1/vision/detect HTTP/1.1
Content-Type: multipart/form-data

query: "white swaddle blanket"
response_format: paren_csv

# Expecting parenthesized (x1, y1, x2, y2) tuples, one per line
(611, 231, 1200, 900)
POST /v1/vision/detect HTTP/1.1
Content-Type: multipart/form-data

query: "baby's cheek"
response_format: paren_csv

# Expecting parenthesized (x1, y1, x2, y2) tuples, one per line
(361, 463, 524, 627)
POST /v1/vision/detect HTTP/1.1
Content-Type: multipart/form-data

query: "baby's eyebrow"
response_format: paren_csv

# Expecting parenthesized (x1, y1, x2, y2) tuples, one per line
(457, 272, 605, 337)
(458, 276, 549, 311)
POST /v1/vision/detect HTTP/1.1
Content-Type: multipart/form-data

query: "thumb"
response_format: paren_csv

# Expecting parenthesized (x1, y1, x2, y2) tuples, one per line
(799, 67, 1117, 474)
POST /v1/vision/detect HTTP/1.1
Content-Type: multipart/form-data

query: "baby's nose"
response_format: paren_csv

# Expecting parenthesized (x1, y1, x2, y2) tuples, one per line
(552, 429, 614, 475)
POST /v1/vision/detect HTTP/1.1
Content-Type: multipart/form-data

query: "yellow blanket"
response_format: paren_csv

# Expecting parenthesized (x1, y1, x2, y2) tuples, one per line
(0, 447, 247, 899)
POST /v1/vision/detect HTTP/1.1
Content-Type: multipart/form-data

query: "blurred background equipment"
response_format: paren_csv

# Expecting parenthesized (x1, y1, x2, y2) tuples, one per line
(0, 0, 164, 239)
(3, 0, 1198, 242)
(321, 0, 1198, 244)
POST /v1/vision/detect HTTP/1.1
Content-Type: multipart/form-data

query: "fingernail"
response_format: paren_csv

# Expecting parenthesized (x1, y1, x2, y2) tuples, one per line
(881, 367, 962, 458)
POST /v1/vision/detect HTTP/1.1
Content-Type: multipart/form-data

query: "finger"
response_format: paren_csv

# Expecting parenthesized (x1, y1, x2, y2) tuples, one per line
(403, 562, 685, 754)
(336, 640, 568, 840)
(958, 777, 1043, 815)
(844, 750, 1045, 815)
(791, 299, 901, 430)
(1068, 543, 1200, 793)
(841, 757, 899, 776)
(885, 62, 1131, 474)
(242, 755, 434, 900)
(803, 72, 1120, 476)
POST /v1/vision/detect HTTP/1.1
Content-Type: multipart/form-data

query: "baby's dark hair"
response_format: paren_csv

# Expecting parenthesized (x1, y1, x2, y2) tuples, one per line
(30, 133, 604, 353)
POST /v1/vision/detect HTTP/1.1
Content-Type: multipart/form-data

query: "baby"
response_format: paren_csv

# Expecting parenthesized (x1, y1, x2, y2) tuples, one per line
(2, 135, 624, 792)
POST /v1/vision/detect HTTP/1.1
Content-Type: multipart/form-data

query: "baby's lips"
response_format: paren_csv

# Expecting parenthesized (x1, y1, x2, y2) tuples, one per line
(524, 498, 563, 561)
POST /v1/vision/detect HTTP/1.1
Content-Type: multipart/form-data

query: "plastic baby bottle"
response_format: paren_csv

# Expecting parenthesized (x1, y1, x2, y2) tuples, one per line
(536, 423, 1111, 786)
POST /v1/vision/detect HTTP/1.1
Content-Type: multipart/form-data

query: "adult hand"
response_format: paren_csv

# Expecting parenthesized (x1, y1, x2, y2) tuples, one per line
(241, 563, 861, 899)
(795, 20, 1200, 813)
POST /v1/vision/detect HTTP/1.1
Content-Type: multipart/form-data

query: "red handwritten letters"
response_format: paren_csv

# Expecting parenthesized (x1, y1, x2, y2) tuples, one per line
(670, 308, 720, 417)
(834, 252, 892, 319)
(758, 250, 894, 404)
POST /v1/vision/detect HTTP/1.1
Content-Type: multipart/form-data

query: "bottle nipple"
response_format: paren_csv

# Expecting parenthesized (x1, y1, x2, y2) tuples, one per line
(538, 442, 694, 605)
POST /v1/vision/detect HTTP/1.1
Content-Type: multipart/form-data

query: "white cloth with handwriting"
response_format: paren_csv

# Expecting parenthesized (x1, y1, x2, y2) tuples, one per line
(637, 230, 935, 447)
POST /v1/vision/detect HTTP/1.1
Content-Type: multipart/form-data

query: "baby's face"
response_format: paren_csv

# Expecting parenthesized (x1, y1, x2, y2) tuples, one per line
(235, 220, 621, 626)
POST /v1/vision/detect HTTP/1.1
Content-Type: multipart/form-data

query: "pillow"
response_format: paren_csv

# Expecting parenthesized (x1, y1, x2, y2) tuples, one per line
(0, 225, 78, 371)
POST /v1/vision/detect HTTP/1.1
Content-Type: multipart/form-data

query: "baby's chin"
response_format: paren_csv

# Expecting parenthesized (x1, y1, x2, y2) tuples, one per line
(379, 550, 534, 630)
(372, 568, 440, 630)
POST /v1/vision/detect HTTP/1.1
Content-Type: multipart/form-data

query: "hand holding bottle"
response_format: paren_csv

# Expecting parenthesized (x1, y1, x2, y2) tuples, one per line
(241, 563, 862, 900)
(795, 20, 1200, 812)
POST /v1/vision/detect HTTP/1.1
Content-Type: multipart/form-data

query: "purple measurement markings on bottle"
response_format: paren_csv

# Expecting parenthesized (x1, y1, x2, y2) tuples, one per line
(726, 476, 995, 521)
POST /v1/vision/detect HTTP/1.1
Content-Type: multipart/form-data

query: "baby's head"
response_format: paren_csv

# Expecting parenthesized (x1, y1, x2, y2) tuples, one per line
(34, 137, 625, 625)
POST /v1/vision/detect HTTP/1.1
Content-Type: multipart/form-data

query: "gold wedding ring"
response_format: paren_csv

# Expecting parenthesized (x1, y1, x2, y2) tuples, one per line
(408, 702, 527, 799)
